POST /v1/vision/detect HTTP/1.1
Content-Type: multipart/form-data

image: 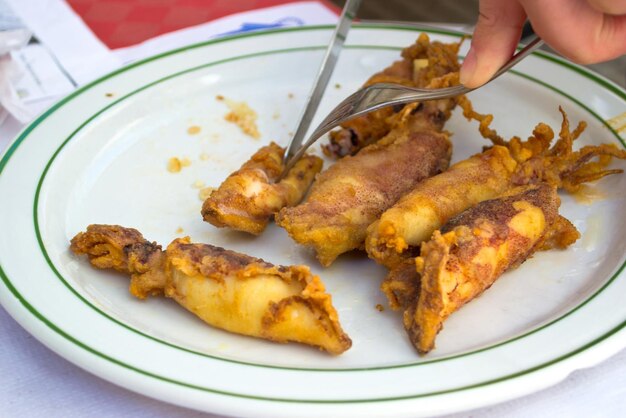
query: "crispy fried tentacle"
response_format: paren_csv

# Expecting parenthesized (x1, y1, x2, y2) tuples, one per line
(460, 103, 626, 190)
(323, 33, 462, 157)
(367, 107, 626, 267)
(70, 225, 351, 354)
(457, 95, 507, 146)
(201, 142, 323, 235)
(404, 184, 578, 354)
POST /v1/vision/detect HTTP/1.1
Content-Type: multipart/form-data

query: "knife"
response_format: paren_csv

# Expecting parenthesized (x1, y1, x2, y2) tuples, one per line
(282, 0, 362, 170)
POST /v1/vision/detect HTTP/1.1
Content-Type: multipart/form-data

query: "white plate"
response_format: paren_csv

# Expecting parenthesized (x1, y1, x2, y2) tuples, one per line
(1, 24, 625, 418)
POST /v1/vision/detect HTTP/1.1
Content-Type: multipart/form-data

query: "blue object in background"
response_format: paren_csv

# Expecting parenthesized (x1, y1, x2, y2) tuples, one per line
(217, 17, 305, 37)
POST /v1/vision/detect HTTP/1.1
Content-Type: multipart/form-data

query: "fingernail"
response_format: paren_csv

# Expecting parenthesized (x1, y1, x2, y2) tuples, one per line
(460, 47, 476, 86)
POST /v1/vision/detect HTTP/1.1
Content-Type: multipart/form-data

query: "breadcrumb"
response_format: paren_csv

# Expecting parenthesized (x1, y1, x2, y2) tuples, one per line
(175, 227, 184, 234)
(167, 157, 182, 173)
(334, 83, 341, 89)
(192, 180, 205, 189)
(199, 152, 210, 161)
(287, 93, 294, 99)
(187, 125, 201, 135)
(223, 99, 260, 139)
(375, 304, 384, 312)
(216, 94, 224, 101)
(167, 157, 191, 173)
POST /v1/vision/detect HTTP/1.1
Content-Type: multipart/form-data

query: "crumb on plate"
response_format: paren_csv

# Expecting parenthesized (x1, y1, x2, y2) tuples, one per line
(375, 304, 384, 312)
(223, 98, 260, 139)
(167, 157, 191, 173)
(167, 157, 182, 173)
(187, 125, 201, 135)
(192, 180, 205, 189)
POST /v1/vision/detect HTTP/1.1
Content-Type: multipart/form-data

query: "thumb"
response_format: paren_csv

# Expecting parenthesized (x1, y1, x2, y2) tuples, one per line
(461, 0, 527, 88)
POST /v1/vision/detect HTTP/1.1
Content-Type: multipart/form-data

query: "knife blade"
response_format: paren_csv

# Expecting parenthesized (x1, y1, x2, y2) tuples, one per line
(282, 0, 362, 167)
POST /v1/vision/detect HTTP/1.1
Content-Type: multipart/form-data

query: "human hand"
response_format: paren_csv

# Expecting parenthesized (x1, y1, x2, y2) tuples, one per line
(460, 0, 626, 88)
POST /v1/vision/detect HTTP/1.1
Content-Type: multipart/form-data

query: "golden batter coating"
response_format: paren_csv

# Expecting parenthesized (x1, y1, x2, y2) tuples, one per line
(401, 184, 579, 354)
(366, 108, 626, 268)
(366, 145, 518, 269)
(276, 105, 452, 267)
(380, 259, 420, 311)
(70, 225, 351, 355)
(69, 224, 166, 298)
(323, 33, 462, 157)
(201, 142, 322, 235)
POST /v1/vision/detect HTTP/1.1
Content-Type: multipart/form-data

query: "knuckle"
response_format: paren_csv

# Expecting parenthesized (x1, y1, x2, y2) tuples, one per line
(476, 0, 525, 31)
(477, 6, 502, 29)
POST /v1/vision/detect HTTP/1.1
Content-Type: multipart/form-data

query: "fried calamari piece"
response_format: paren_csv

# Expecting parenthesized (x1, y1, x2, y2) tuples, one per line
(276, 105, 452, 266)
(459, 101, 626, 193)
(70, 225, 351, 354)
(380, 185, 581, 316)
(402, 184, 579, 354)
(201, 142, 322, 235)
(366, 107, 626, 268)
(366, 145, 518, 269)
(324, 33, 462, 157)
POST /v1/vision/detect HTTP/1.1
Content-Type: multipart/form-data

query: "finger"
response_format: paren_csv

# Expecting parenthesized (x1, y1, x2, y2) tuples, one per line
(587, 0, 626, 15)
(461, 0, 527, 88)
(522, 0, 626, 63)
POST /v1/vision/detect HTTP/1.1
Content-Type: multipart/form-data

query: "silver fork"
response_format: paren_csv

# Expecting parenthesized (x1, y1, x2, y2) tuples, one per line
(281, 35, 544, 174)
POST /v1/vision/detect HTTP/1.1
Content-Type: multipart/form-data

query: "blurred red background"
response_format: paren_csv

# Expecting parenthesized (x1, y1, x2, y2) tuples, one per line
(66, 0, 339, 49)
